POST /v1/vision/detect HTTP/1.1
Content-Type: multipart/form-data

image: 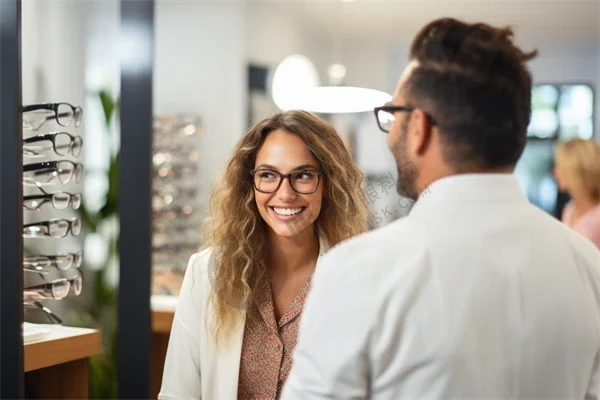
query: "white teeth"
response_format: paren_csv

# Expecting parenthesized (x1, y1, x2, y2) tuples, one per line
(273, 207, 303, 216)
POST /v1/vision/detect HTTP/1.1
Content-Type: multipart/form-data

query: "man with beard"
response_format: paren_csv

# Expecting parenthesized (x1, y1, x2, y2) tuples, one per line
(282, 18, 600, 399)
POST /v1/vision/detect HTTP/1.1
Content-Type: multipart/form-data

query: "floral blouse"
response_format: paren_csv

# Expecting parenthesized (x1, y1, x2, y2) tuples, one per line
(237, 273, 313, 399)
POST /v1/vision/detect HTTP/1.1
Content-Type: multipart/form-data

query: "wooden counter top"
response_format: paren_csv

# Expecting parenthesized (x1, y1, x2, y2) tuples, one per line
(24, 325, 102, 372)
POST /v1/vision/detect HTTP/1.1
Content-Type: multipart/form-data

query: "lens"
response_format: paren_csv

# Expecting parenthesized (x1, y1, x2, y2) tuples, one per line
(54, 254, 73, 271)
(71, 218, 82, 236)
(72, 136, 83, 157)
(49, 219, 69, 238)
(72, 193, 81, 209)
(74, 107, 83, 127)
(73, 252, 83, 268)
(291, 171, 319, 194)
(74, 163, 83, 183)
(54, 133, 71, 156)
(51, 279, 70, 299)
(56, 103, 74, 127)
(52, 192, 70, 210)
(71, 275, 83, 296)
(254, 170, 280, 193)
(57, 161, 74, 184)
(378, 110, 395, 132)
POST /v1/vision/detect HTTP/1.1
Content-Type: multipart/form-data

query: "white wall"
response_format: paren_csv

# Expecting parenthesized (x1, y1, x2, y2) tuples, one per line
(154, 1, 247, 199)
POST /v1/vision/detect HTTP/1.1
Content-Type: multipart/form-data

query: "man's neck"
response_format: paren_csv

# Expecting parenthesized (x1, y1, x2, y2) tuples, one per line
(416, 165, 514, 196)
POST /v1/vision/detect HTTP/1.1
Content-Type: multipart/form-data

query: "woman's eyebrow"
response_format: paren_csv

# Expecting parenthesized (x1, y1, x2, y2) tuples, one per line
(254, 163, 318, 171)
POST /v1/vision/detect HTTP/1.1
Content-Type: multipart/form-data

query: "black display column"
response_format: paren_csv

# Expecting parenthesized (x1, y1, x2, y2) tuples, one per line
(0, 0, 25, 398)
(118, 0, 155, 398)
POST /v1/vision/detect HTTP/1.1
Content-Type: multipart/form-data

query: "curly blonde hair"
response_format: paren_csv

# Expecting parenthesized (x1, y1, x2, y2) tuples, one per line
(555, 139, 600, 203)
(201, 110, 369, 342)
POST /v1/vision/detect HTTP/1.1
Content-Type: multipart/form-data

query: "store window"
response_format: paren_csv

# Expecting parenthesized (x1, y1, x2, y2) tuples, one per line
(516, 83, 595, 217)
(528, 84, 594, 140)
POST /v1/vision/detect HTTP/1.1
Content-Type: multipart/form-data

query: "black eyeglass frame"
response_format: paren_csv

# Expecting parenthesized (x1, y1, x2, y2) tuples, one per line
(249, 168, 324, 194)
(25, 301, 63, 325)
(23, 251, 83, 273)
(23, 186, 81, 211)
(23, 160, 84, 185)
(23, 131, 83, 157)
(373, 105, 438, 133)
(23, 217, 82, 238)
(22, 102, 83, 128)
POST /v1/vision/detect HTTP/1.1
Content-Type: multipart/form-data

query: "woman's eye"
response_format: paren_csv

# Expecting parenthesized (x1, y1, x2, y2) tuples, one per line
(259, 171, 276, 179)
(296, 172, 315, 180)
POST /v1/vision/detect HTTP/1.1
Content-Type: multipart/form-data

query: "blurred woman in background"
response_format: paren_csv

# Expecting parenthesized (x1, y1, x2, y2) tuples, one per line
(554, 138, 600, 248)
(159, 110, 369, 399)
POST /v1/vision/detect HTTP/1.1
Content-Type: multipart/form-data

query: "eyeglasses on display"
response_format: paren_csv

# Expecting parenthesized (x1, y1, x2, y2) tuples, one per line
(23, 218, 82, 238)
(23, 275, 83, 303)
(22, 103, 83, 131)
(250, 168, 323, 194)
(23, 160, 83, 186)
(373, 104, 437, 133)
(25, 301, 63, 325)
(154, 164, 197, 180)
(23, 251, 83, 273)
(23, 131, 83, 158)
(23, 186, 81, 211)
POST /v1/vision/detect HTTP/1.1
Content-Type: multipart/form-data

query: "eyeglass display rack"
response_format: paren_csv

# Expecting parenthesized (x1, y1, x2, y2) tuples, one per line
(20, 104, 102, 399)
(149, 113, 203, 398)
(151, 113, 203, 296)
(1, 1, 155, 398)
(22, 103, 85, 326)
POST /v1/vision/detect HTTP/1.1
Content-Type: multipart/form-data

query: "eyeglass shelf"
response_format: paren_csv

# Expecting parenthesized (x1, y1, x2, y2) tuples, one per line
(23, 323, 101, 399)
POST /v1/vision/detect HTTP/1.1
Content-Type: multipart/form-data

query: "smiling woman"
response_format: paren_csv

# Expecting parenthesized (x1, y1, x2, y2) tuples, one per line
(158, 110, 369, 400)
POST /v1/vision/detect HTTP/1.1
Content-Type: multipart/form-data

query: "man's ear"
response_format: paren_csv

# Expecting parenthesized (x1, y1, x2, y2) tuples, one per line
(409, 108, 434, 156)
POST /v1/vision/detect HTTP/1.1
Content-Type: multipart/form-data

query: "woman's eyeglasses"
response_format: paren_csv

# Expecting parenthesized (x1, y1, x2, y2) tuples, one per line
(23, 218, 82, 238)
(23, 252, 83, 273)
(23, 132, 83, 158)
(23, 275, 83, 303)
(23, 160, 83, 186)
(23, 186, 81, 211)
(250, 168, 323, 194)
(22, 103, 83, 131)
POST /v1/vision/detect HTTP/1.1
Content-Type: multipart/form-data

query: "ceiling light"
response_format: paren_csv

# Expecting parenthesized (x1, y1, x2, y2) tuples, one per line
(280, 86, 392, 114)
(271, 54, 320, 111)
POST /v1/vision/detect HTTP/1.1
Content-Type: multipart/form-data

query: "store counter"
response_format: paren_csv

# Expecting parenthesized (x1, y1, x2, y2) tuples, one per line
(23, 324, 102, 399)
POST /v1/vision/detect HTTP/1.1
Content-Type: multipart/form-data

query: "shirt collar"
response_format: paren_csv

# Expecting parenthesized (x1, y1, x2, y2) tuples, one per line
(409, 173, 528, 217)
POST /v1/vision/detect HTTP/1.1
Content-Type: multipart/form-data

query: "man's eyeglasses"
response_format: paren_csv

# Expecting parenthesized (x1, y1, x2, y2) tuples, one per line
(22, 103, 83, 131)
(23, 275, 83, 303)
(23, 160, 83, 186)
(23, 131, 83, 158)
(24, 252, 83, 273)
(24, 186, 81, 211)
(23, 218, 82, 238)
(374, 104, 437, 133)
(250, 168, 323, 194)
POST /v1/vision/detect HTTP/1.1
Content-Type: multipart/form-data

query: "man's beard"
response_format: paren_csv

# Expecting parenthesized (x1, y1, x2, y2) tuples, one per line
(393, 124, 419, 201)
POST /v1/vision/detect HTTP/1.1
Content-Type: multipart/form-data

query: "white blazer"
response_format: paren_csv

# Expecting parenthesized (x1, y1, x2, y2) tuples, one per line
(283, 174, 600, 399)
(159, 235, 328, 400)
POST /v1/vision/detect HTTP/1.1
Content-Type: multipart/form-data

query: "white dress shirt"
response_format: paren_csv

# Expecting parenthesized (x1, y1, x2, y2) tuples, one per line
(283, 174, 600, 400)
